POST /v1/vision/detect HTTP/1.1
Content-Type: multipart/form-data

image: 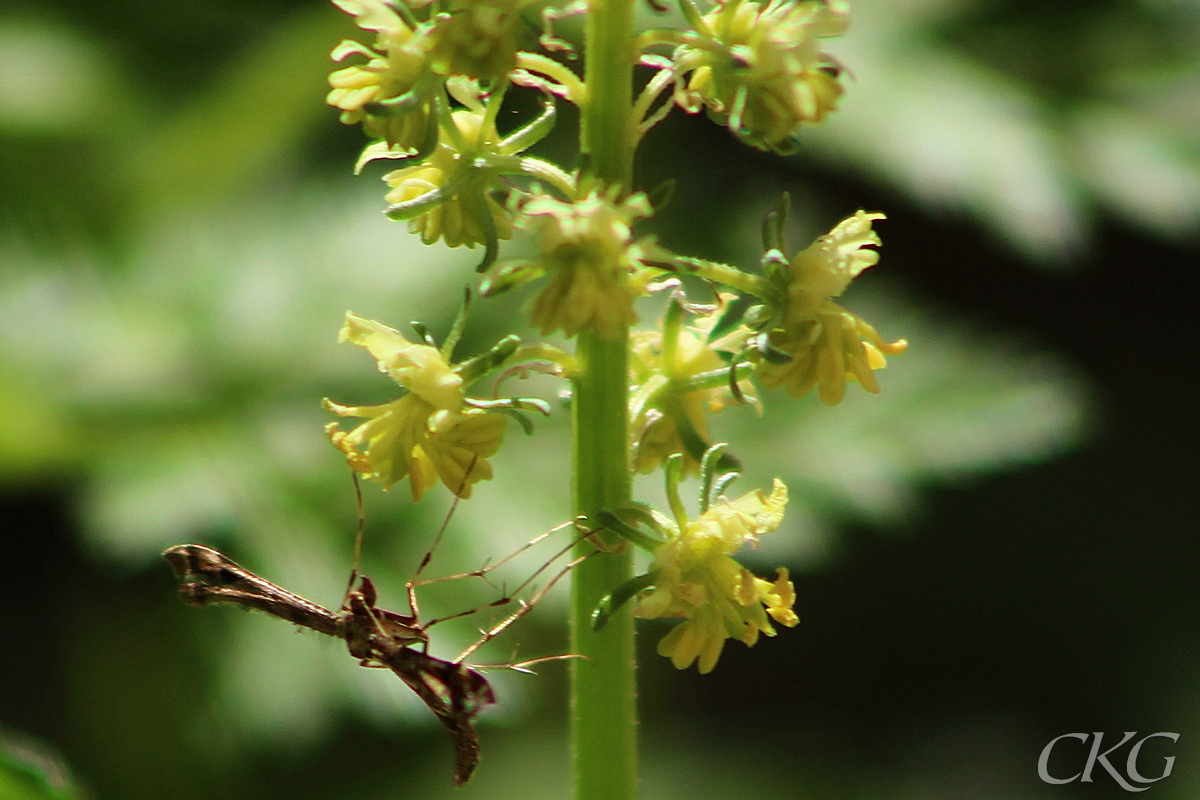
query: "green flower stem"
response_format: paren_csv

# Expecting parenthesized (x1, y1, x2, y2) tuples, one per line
(677, 362, 755, 393)
(514, 156, 578, 198)
(671, 254, 770, 297)
(516, 52, 588, 105)
(571, 332, 636, 800)
(571, 1, 638, 799)
(581, 0, 634, 187)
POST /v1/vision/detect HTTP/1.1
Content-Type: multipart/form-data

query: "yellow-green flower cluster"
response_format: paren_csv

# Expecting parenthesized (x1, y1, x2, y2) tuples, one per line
(673, 0, 847, 152)
(630, 297, 757, 474)
(636, 479, 798, 673)
(327, 0, 439, 150)
(512, 188, 654, 340)
(379, 84, 513, 248)
(427, 0, 524, 81)
(755, 211, 907, 404)
(324, 313, 507, 501)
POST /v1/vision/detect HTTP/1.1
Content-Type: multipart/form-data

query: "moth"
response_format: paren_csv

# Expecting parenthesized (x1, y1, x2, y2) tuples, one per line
(163, 518, 588, 785)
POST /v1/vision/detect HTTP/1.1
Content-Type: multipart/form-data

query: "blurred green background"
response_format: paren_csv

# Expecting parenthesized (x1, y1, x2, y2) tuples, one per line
(1, 0, 1198, 798)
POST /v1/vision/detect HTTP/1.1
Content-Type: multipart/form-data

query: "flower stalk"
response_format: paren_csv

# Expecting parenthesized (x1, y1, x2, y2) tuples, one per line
(570, 0, 639, 797)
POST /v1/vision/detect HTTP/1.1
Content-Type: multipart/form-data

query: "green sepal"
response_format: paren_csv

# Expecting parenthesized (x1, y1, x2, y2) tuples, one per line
(707, 294, 751, 342)
(385, 185, 449, 221)
(585, 505, 669, 552)
(474, 190, 501, 273)
(442, 286, 473, 360)
(466, 395, 553, 416)
(498, 92, 557, 154)
(752, 332, 794, 364)
(761, 192, 790, 253)
(698, 442, 734, 514)
(455, 333, 520, 382)
(489, 405, 534, 435)
(661, 295, 685, 370)
(591, 570, 660, 632)
(410, 321, 438, 348)
(742, 302, 770, 330)
(678, 0, 708, 34)
(711, 470, 739, 502)
(364, 89, 426, 117)
(661, 395, 742, 475)
(664, 452, 688, 532)
(464, 396, 552, 435)
(646, 178, 676, 213)
(354, 140, 424, 175)
(479, 260, 547, 297)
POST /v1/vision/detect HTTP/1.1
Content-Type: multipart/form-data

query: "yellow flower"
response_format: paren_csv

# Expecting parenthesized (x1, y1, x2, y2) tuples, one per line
(325, 396, 505, 501)
(509, 188, 652, 339)
(323, 312, 506, 499)
(781, 210, 885, 325)
(326, 0, 437, 150)
(674, 0, 848, 152)
(630, 297, 756, 474)
(756, 303, 906, 404)
(754, 211, 907, 404)
(381, 93, 514, 248)
(635, 478, 798, 674)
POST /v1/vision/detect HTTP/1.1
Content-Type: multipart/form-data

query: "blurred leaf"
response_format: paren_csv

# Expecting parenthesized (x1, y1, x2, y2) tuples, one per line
(0, 20, 122, 134)
(797, 0, 1200, 261)
(125, 5, 352, 220)
(0, 728, 87, 800)
(805, 27, 1088, 263)
(1073, 103, 1200, 238)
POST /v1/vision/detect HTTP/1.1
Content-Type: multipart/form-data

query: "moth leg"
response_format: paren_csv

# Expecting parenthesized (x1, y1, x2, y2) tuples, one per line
(421, 521, 594, 633)
(454, 550, 593, 664)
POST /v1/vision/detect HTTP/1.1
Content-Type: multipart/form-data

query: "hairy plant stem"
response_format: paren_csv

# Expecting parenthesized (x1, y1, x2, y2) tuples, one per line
(570, 0, 639, 797)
